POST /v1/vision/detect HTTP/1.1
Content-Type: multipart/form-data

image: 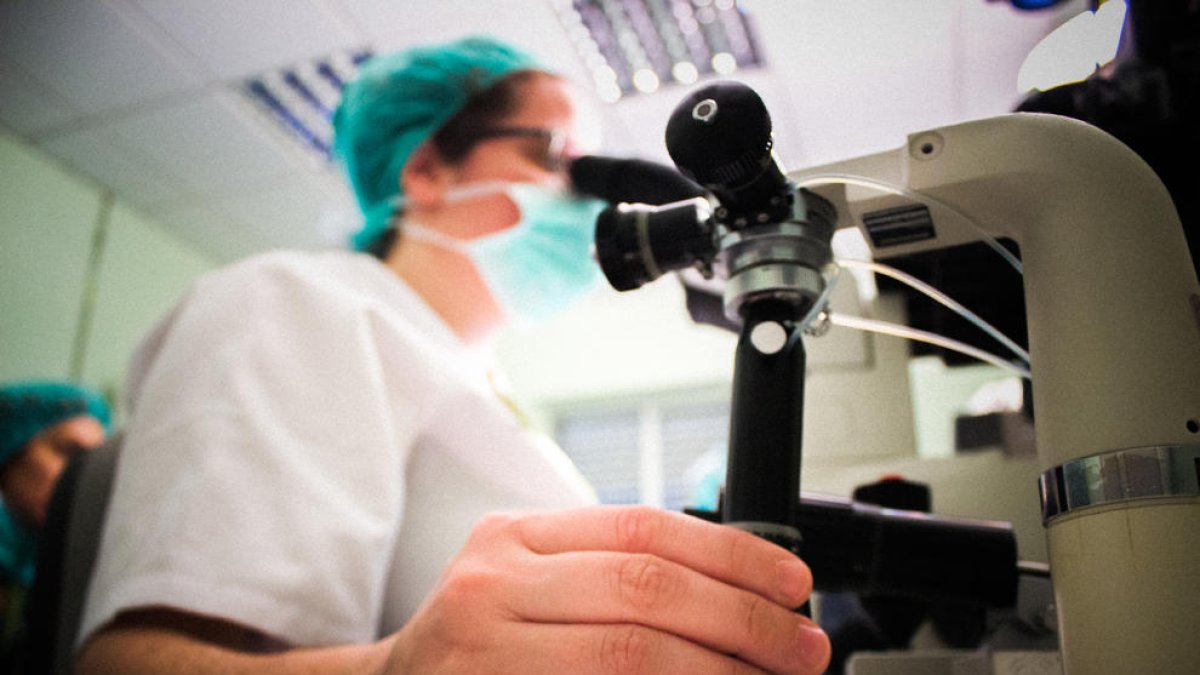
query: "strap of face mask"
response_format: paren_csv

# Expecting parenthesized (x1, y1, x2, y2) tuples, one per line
(397, 180, 591, 255)
(440, 181, 514, 203)
(386, 180, 514, 220)
(398, 222, 473, 254)
(395, 181, 524, 253)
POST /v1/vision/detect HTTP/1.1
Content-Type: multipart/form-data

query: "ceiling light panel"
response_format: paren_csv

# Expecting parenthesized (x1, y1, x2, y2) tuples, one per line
(0, 0, 206, 118)
(554, 0, 763, 102)
(130, 0, 360, 82)
(242, 49, 371, 165)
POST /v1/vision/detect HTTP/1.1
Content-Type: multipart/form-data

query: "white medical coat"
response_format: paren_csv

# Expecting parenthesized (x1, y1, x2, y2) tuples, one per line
(79, 250, 596, 648)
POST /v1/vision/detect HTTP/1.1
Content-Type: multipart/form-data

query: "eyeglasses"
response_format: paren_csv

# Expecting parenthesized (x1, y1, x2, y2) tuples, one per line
(462, 126, 571, 172)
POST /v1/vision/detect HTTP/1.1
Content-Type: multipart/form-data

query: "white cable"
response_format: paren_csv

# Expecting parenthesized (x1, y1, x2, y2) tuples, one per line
(798, 264, 842, 332)
(796, 173, 1024, 275)
(836, 258, 1031, 366)
(828, 313, 1032, 380)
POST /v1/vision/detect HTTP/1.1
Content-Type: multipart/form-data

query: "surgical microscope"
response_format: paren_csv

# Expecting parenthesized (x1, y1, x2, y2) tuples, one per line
(574, 81, 1200, 674)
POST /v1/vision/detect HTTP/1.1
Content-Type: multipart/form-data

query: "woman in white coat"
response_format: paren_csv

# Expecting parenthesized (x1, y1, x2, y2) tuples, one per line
(75, 35, 830, 675)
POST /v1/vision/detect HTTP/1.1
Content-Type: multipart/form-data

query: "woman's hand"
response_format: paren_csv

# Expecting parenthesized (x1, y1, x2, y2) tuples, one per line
(384, 505, 830, 674)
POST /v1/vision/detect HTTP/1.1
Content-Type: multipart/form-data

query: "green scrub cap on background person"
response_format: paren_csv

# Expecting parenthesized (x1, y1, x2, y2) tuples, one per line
(333, 35, 544, 252)
(0, 380, 111, 467)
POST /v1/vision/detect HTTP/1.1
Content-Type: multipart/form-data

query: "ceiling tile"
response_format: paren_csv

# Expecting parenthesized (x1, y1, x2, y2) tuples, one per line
(0, 65, 82, 136)
(342, 0, 590, 82)
(213, 168, 354, 251)
(101, 90, 298, 196)
(38, 125, 193, 209)
(131, 0, 362, 81)
(0, 0, 207, 118)
(751, 0, 960, 166)
(140, 202, 264, 264)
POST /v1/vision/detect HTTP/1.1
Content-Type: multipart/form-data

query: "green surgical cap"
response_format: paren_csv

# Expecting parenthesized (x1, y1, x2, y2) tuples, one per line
(0, 381, 111, 466)
(333, 36, 543, 252)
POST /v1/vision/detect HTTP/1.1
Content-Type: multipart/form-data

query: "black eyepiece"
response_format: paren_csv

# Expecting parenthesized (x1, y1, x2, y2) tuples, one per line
(664, 81, 790, 222)
(593, 199, 715, 292)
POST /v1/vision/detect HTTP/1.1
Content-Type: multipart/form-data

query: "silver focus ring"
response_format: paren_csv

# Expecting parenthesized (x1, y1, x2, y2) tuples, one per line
(1039, 445, 1200, 524)
(633, 208, 663, 281)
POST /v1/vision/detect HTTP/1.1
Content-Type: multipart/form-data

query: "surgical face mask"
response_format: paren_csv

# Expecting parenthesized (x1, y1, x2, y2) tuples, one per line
(403, 182, 607, 325)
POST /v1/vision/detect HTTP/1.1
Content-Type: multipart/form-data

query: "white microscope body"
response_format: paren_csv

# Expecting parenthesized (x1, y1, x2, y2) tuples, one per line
(793, 112, 1200, 674)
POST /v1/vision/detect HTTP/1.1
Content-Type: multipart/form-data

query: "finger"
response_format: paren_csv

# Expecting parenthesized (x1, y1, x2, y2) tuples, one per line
(40, 415, 106, 453)
(497, 622, 771, 675)
(512, 550, 830, 675)
(515, 505, 813, 608)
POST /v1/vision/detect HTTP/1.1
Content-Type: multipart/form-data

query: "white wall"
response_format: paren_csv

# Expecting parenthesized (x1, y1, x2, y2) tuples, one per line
(1, 132, 216, 417)
(497, 274, 916, 462)
(1, 134, 99, 380)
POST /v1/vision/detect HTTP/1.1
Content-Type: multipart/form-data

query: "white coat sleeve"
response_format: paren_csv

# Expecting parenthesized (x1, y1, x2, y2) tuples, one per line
(80, 256, 429, 647)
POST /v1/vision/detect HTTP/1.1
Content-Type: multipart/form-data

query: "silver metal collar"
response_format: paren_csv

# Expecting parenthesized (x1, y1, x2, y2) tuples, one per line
(1039, 445, 1200, 524)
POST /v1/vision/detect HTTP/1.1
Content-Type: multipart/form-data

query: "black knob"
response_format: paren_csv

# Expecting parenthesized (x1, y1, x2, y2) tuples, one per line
(664, 81, 789, 221)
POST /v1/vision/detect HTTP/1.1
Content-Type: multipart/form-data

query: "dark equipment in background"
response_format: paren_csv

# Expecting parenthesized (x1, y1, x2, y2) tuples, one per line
(889, 0, 1199, 383)
(815, 477, 1003, 674)
(1017, 0, 1200, 280)
(819, 477, 935, 675)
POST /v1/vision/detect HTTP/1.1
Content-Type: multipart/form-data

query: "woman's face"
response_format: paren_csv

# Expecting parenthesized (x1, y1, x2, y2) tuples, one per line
(390, 72, 604, 340)
(430, 73, 599, 240)
(452, 73, 597, 189)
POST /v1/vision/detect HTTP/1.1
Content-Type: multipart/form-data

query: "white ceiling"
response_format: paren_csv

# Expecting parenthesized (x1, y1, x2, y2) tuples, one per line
(0, 0, 1084, 263)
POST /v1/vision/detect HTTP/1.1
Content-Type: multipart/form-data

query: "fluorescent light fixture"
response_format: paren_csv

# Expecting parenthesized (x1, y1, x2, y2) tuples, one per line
(1017, 0, 1128, 93)
(242, 49, 373, 164)
(672, 60, 700, 84)
(633, 67, 662, 93)
(554, 0, 763, 102)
